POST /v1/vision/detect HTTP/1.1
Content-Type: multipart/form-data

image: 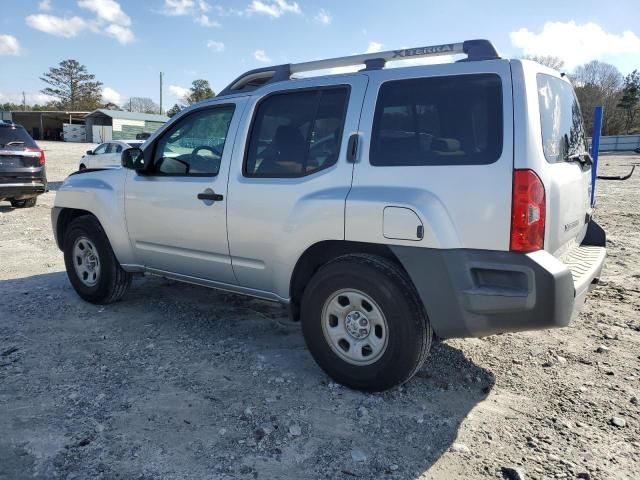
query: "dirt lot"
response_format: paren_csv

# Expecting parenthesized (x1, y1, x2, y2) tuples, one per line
(1, 141, 638, 480)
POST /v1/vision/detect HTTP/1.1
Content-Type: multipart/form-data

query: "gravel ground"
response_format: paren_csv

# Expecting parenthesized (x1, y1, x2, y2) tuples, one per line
(1, 141, 638, 480)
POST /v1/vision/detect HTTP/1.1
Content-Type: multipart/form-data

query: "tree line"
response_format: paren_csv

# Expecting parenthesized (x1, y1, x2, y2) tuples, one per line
(0, 59, 215, 117)
(2, 57, 639, 135)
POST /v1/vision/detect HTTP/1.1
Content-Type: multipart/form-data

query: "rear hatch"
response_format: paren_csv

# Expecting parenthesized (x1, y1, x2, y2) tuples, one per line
(0, 125, 44, 178)
(535, 73, 593, 257)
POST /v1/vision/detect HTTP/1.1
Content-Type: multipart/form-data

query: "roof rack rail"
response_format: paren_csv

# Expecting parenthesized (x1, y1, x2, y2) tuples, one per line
(218, 39, 499, 97)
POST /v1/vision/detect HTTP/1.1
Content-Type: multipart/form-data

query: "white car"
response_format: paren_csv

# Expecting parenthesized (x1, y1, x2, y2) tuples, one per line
(79, 140, 145, 170)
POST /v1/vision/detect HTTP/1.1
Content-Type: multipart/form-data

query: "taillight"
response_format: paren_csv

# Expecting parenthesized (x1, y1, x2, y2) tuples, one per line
(510, 169, 545, 252)
(26, 147, 45, 165)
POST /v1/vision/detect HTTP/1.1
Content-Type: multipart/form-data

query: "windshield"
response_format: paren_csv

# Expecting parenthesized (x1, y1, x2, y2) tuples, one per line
(0, 125, 38, 149)
(537, 74, 587, 163)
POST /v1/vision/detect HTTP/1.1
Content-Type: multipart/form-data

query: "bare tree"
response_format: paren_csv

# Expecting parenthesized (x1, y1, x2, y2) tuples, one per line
(521, 55, 565, 71)
(125, 97, 160, 114)
(571, 61, 624, 135)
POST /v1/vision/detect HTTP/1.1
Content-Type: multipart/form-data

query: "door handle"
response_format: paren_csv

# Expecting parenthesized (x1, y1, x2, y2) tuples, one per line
(346, 133, 359, 163)
(197, 190, 224, 201)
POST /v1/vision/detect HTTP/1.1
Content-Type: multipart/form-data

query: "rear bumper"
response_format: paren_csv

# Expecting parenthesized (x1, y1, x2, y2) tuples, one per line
(391, 220, 606, 338)
(0, 182, 47, 200)
(0, 168, 47, 200)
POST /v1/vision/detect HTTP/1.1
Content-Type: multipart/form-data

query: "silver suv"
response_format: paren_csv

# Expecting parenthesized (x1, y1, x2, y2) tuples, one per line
(51, 40, 606, 391)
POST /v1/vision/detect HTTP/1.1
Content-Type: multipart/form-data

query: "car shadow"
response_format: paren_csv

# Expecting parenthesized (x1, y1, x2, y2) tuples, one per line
(0, 271, 494, 479)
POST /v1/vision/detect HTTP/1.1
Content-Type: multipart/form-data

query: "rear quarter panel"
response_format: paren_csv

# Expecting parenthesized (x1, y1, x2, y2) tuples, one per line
(347, 60, 514, 251)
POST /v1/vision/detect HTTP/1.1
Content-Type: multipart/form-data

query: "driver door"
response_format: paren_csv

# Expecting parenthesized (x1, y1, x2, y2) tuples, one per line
(124, 101, 244, 285)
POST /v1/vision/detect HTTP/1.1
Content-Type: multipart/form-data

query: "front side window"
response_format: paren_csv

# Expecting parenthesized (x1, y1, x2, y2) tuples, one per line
(370, 74, 503, 166)
(537, 74, 587, 163)
(152, 106, 235, 176)
(93, 143, 109, 155)
(245, 87, 349, 177)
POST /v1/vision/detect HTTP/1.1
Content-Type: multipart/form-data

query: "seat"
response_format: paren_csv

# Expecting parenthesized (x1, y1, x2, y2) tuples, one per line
(256, 126, 307, 175)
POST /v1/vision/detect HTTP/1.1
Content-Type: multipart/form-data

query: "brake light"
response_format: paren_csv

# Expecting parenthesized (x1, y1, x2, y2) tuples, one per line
(26, 147, 45, 166)
(510, 169, 545, 252)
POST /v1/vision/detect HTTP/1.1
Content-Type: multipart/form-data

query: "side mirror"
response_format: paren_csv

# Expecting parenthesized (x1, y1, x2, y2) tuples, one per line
(121, 147, 146, 171)
(86, 150, 94, 155)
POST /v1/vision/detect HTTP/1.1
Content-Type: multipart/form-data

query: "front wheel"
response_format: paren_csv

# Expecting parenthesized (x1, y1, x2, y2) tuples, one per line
(301, 254, 432, 391)
(63, 215, 132, 304)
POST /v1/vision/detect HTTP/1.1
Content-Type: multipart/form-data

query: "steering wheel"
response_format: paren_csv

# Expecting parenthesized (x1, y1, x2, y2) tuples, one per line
(192, 145, 221, 158)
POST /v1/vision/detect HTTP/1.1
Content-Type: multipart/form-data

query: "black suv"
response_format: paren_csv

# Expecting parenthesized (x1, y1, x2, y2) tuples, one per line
(0, 121, 47, 208)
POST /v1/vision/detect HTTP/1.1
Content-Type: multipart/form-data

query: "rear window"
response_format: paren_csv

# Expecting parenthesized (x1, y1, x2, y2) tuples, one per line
(0, 125, 38, 149)
(370, 74, 503, 166)
(537, 74, 587, 163)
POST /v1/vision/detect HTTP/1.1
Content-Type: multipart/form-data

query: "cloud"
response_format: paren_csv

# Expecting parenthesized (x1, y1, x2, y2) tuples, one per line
(25, 14, 89, 38)
(105, 23, 134, 44)
(102, 86, 122, 104)
(25, 0, 135, 44)
(161, 0, 220, 28)
(314, 8, 331, 25)
(161, 0, 196, 16)
(169, 85, 190, 99)
(78, 0, 130, 26)
(195, 14, 220, 27)
(38, 0, 52, 11)
(247, 0, 300, 18)
(207, 40, 224, 52)
(510, 21, 640, 69)
(254, 49, 270, 63)
(0, 91, 55, 106)
(0, 34, 21, 56)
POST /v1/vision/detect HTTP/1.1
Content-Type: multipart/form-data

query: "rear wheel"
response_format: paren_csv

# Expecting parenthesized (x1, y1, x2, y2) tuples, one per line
(301, 254, 432, 391)
(10, 197, 37, 208)
(63, 215, 132, 304)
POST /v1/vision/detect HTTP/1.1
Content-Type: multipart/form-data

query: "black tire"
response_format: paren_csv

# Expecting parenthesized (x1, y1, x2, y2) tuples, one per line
(79, 164, 86, 170)
(10, 197, 37, 208)
(301, 254, 432, 392)
(63, 215, 132, 304)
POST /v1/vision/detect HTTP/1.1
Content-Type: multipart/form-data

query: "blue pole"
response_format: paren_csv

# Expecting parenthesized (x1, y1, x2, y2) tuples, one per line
(590, 106, 603, 207)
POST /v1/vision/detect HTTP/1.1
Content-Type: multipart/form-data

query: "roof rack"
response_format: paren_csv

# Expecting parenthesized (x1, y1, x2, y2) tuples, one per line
(218, 39, 499, 97)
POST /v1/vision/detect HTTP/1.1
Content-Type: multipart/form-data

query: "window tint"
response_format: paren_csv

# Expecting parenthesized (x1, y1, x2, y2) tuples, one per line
(93, 143, 109, 154)
(537, 74, 587, 163)
(245, 87, 349, 177)
(113, 144, 123, 153)
(153, 106, 235, 176)
(0, 125, 38, 149)
(370, 74, 503, 166)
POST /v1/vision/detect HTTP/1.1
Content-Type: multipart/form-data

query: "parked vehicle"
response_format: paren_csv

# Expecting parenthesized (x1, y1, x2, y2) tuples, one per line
(52, 40, 606, 391)
(0, 122, 46, 208)
(79, 140, 145, 170)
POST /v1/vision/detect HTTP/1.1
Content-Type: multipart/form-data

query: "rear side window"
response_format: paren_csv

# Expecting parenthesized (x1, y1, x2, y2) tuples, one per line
(245, 87, 349, 177)
(370, 74, 503, 166)
(0, 126, 38, 149)
(537, 74, 587, 163)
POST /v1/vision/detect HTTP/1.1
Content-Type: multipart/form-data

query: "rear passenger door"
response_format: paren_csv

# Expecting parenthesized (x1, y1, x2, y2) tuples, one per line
(347, 61, 514, 251)
(226, 75, 368, 299)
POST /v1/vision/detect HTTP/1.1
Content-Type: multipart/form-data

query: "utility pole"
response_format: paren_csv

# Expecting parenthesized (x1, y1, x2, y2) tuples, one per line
(22, 92, 26, 111)
(159, 72, 164, 115)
